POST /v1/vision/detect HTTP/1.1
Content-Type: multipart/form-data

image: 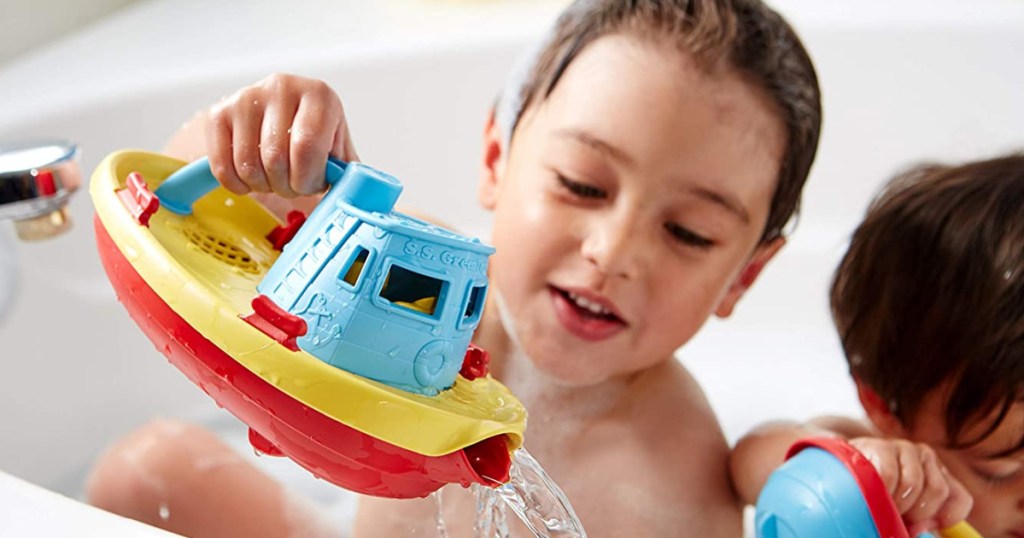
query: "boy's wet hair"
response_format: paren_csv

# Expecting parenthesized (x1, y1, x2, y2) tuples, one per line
(832, 153, 1024, 451)
(497, 0, 822, 243)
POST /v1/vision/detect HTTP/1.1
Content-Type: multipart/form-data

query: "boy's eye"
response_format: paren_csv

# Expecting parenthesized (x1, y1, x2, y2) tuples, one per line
(665, 222, 714, 249)
(557, 175, 606, 199)
(972, 461, 1024, 486)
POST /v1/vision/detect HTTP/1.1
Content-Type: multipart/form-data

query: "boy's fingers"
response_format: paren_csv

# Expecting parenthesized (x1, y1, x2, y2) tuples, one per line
(332, 102, 360, 164)
(853, 440, 900, 495)
(231, 96, 270, 193)
(935, 470, 973, 528)
(206, 110, 248, 195)
(906, 520, 939, 536)
(332, 126, 358, 165)
(289, 94, 336, 196)
(904, 448, 949, 523)
(260, 100, 298, 198)
(893, 443, 925, 513)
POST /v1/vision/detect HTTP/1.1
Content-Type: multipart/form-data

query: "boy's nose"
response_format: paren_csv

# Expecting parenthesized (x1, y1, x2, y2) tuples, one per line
(579, 212, 644, 279)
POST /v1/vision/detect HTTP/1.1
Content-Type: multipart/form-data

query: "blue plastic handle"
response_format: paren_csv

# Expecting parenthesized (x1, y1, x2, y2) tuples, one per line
(154, 156, 348, 216)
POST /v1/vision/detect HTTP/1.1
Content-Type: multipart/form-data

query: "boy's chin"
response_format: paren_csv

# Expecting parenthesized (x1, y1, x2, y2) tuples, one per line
(526, 348, 621, 387)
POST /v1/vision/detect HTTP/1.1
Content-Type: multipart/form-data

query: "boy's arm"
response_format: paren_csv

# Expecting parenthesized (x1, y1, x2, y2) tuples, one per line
(729, 416, 873, 505)
(164, 109, 210, 162)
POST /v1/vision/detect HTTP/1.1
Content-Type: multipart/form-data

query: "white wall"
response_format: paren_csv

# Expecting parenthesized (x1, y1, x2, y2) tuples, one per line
(0, 0, 139, 65)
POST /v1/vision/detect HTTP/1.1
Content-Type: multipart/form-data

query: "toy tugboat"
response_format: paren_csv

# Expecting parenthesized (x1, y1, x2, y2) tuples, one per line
(91, 150, 526, 499)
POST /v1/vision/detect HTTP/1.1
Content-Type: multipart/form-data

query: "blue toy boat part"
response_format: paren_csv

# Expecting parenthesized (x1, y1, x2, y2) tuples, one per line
(155, 156, 493, 397)
(756, 446, 882, 538)
(757, 438, 906, 538)
(255, 162, 491, 396)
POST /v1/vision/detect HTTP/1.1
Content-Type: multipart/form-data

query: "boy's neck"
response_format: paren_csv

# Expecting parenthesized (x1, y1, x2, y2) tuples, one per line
(473, 300, 657, 423)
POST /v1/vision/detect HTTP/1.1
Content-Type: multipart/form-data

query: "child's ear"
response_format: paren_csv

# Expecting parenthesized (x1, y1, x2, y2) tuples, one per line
(714, 237, 785, 318)
(855, 379, 907, 437)
(478, 107, 506, 211)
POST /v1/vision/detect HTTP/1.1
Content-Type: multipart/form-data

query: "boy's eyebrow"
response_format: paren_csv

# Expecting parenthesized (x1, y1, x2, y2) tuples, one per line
(555, 128, 635, 166)
(555, 128, 751, 224)
(688, 186, 751, 224)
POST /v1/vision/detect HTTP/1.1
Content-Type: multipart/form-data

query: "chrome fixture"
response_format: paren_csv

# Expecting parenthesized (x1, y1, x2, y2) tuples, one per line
(0, 141, 81, 240)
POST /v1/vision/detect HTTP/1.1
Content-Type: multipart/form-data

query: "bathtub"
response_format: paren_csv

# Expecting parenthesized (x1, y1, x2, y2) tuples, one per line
(0, 0, 1022, 530)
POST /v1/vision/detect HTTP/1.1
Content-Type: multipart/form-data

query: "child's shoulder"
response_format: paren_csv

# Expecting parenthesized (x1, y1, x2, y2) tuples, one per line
(637, 361, 734, 481)
(587, 360, 742, 534)
(632, 357, 721, 431)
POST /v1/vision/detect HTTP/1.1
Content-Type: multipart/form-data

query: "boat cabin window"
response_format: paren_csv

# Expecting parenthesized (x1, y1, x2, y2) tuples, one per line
(462, 284, 486, 326)
(340, 247, 369, 287)
(379, 264, 444, 317)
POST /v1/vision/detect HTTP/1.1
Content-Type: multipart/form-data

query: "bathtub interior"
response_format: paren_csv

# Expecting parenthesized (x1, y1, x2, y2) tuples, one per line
(0, 0, 1022, 532)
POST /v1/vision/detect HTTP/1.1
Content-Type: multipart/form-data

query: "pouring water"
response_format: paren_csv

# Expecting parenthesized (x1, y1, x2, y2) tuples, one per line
(434, 447, 588, 538)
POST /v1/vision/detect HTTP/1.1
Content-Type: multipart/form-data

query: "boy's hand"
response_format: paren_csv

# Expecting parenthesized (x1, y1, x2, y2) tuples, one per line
(205, 74, 359, 198)
(849, 438, 973, 534)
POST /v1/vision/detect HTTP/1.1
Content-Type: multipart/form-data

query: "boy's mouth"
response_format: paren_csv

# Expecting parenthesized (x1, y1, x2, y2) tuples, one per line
(548, 285, 626, 342)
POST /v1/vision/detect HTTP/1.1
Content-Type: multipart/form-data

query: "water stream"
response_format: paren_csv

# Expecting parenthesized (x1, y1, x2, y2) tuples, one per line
(436, 447, 587, 538)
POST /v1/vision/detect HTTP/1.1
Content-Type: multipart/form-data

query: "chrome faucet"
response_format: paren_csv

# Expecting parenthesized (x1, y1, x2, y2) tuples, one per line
(0, 141, 81, 240)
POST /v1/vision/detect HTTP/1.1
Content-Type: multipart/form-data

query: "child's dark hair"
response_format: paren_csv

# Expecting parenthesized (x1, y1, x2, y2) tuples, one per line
(501, 0, 822, 243)
(831, 153, 1024, 451)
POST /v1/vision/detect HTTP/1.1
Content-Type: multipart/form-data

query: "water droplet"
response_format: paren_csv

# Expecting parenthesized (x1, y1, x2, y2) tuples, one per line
(158, 503, 170, 521)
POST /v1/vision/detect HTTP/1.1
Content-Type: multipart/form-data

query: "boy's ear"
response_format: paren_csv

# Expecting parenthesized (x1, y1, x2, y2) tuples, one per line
(714, 237, 785, 318)
(478, 107, 506, 211)
(855, 379, 907, 437)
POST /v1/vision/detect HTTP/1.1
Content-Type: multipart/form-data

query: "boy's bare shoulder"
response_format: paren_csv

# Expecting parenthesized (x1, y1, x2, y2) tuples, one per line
(630, 357, 724, 440)
(637, 360, 737, 500)
(564, 360, 742, 536)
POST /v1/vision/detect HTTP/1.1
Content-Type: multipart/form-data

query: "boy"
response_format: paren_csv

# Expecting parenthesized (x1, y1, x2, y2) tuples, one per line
(731, 154, 1024, 536)
(88, 1, 822, 535)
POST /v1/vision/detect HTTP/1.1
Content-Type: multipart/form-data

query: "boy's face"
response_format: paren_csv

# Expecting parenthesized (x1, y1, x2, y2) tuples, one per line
(907, 391, 1024, 537)
(478, 33, 786, 385)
